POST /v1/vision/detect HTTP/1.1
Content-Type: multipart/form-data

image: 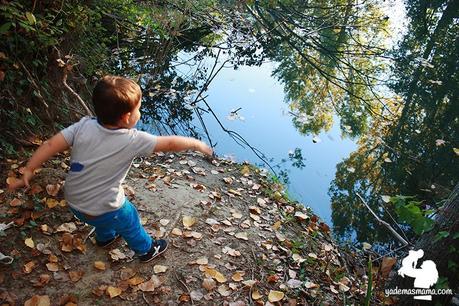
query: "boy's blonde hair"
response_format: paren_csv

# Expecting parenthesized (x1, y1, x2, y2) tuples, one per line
(92, 76, 141, 125)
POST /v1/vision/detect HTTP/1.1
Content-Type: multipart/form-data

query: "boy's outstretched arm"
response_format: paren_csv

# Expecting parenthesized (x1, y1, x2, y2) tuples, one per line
(8, 133, 69, 190)
(154, 136, 212, 156)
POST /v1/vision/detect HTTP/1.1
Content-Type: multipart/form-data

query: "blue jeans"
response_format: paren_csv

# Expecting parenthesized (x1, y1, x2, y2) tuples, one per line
(71, 199, 152, 254)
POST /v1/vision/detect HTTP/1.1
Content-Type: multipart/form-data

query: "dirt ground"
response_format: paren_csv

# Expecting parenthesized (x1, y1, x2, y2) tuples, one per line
(0, 151, 372, 305)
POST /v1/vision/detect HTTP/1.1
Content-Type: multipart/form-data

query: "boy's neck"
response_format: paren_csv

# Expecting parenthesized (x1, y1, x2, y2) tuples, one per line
(97, 118, 126, 130)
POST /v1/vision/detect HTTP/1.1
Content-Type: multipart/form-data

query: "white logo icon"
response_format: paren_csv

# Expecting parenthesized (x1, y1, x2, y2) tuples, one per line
(398, 249, 439, 300)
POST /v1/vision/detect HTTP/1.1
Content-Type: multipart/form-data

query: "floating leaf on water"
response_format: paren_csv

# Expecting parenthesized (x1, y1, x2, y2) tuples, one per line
(381, 195, 391, 203)
(362, 242, 372, 250)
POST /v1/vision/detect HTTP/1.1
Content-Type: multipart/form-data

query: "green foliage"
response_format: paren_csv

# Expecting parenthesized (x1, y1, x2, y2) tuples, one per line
(391, 196, 434, 235)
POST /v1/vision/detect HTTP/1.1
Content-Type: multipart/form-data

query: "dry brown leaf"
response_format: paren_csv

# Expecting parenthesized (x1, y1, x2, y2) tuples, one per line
(249, 206, 261, 214)
(23, 261, 36, 274)
(171, 228, 183, 236)
(68, 270, 84, 282)
(30, 184, 43, 195)
(272, 220, 281, 231)
(183, 216, 197, 228)
(9, 198, 22, 207)
(231, 271, 244, 282)
(46, 262, 59, 272)
(235, 232, 248, 241)
(268, 290, 284, 302)
(202, 278, 216, 291)
(120, 268, 136, 281)
(153, 265, 168, 273)
(204, 267, 227, 283)
(46, 183, 61, 197)
(32, 274, 51, 287)
(380, 257, 397, 278)
(194, 257, 208, 265)
(94, 261, 106, 271)
(106, 286, 122, 298)
(252, 290, 262, 300)
(56, 222, 77, 233)
(217, 284, 231, 297)
(128, 276, 145, 286)
(24, 295, 50, 306)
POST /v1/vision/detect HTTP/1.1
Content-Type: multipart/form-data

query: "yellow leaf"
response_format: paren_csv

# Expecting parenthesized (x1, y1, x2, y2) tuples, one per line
(25, 12, 36, 25)
(240, 165, 250, 175)
(252, 289, 262, 300)
(268, 290, 285, 302)
(46, 198, 59, 208)
(231, 271, 244, 282)
(204, 267, 227, 283)
(128, 276, 145, 286)
(272, 220, 281, 231)
(94, 261, 106, 271)
(106, 286, 122, 298)
(25, 237, 35, 248)
(182, 215, 197, 228)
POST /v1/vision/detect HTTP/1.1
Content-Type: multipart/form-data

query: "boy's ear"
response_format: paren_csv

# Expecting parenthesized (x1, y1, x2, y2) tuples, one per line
(120, 112, 131, 124)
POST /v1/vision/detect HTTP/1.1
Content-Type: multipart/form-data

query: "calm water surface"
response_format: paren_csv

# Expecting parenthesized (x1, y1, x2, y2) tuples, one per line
(190, 62, 357, 225)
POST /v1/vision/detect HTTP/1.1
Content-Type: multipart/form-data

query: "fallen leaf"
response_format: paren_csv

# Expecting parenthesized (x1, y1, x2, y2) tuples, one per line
(362, 242, 372, 250)
(68, 270, 84, 282)
(128, 276, 145, 286)
(204, 267, 227, 283)
(25, 237, 35, 248)
(153, 265, 168, 273)
(231, 271, 244, 282)
(268, 290, 284, 302)
(305, 281, 319, 289)
(287, 279, 303, 288)
(94, 261, 106, 271)
(202, 278, 216, 291)
(46, 262, 59, 272)
(217, 284, 231, 297)
(235, 232, 248, 241)
(23, 261, 36, 274)
(159, 219, 170, 226)
(24, 295, 50, 306)
(294, 211, 309, 220)
(9, 198, 22, 207)
(381, 195, 391, 203)
(380, 257, 397, 278)
(46, 183, 61, 196)
(106, 286, 122, 298)
(252, 289, 262, 300)
(56, 222, 77, 233)
(190, 290, 204, 301)
(171, 228, 182, 236)
(109, 248, 127, 261)
(272, 220, 281, 230)
(242, 280, 257, 287)
(46, 198, 59, 209)
(453, 148, 459, 156)
(183, 216, 197, 228)
(195, 257, 209, 265)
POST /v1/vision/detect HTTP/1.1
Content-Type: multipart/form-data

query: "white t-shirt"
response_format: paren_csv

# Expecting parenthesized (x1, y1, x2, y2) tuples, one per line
(61, 117, 156, 216)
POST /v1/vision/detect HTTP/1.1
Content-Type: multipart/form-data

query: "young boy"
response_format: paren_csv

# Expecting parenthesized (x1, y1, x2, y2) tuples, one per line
(9, 75, 213, 262)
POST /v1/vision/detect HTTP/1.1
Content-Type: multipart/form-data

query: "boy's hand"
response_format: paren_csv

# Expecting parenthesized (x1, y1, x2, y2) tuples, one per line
(196, 141, 213, 156)
(7, 168, 34, 191)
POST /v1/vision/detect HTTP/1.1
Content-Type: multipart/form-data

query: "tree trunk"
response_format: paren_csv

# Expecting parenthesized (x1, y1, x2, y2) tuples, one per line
(393, 183, 459, 305)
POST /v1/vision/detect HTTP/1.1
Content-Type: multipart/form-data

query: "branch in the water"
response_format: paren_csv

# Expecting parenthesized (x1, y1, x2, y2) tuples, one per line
(356, 193, 409, 246)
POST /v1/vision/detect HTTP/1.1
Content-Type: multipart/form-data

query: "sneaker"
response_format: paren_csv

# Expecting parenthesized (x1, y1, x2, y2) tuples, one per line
(139, 239, 168, 262)
(96, 234, 121, 248)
